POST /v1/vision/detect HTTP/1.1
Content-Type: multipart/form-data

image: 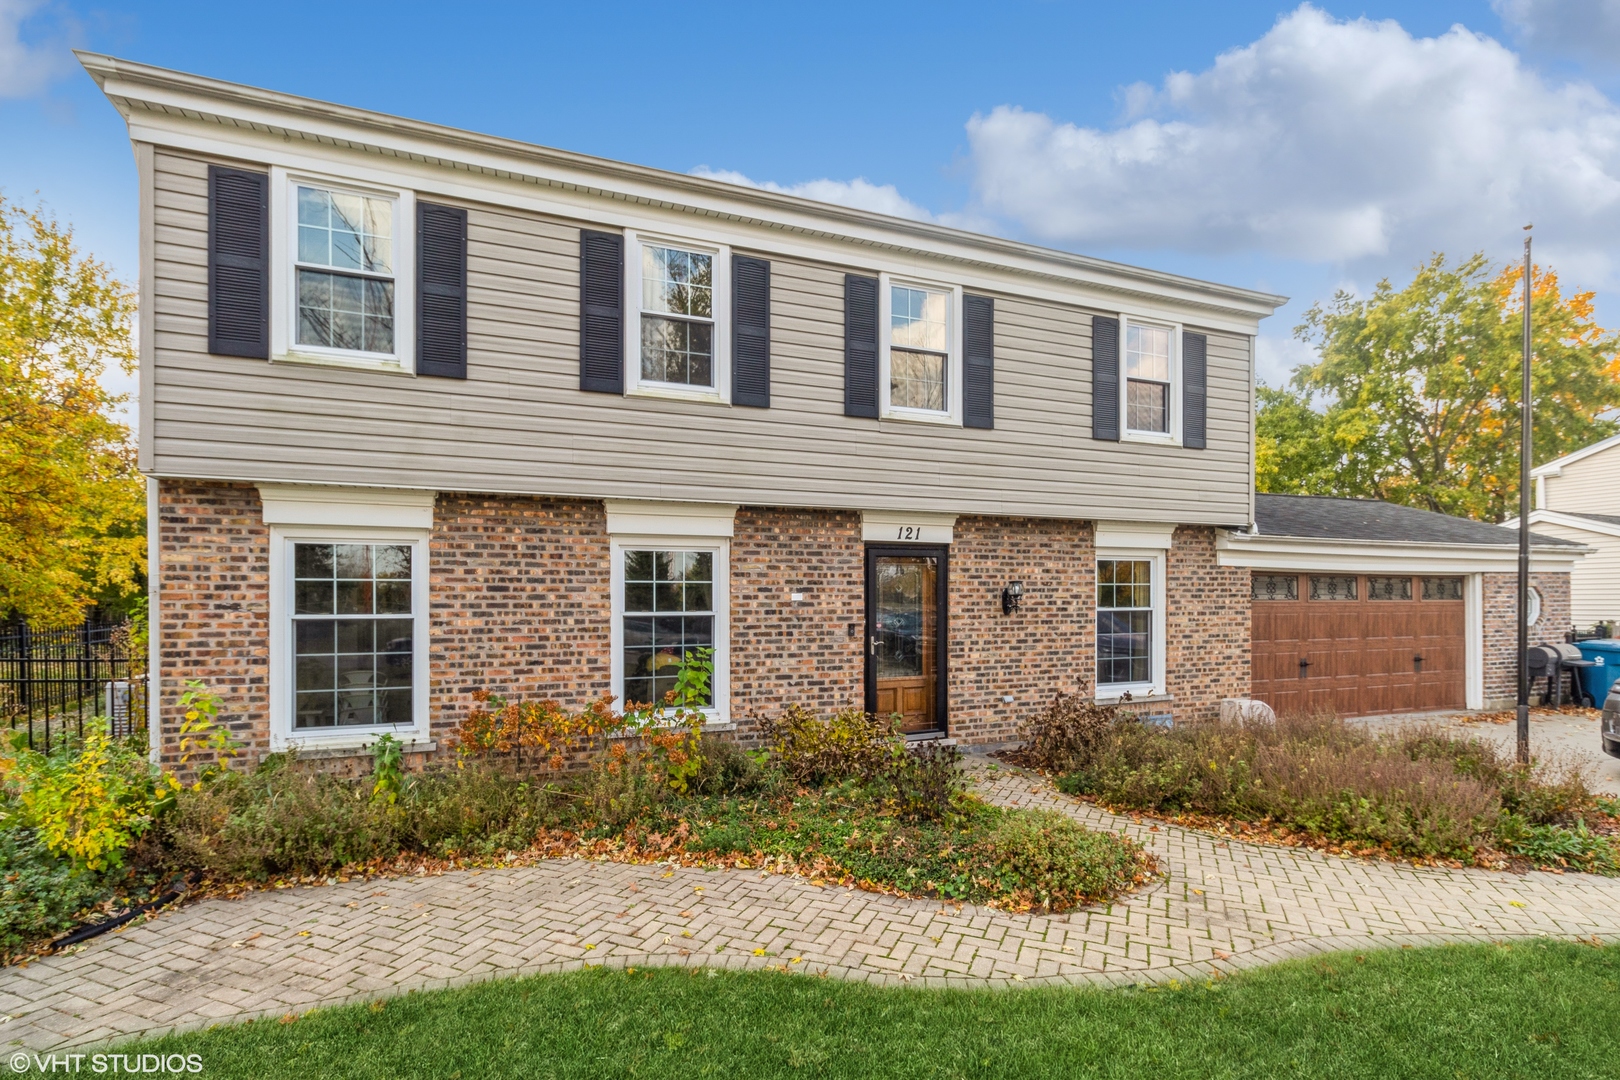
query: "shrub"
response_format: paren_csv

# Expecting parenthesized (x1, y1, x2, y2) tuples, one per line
(758, 705, 898, 785)
(977, 808, 1149, 910)
(5, 720, 157, 871)
(875, 741, 964, 822)
(1016, 690, 1120, 774)
(1070, 712, 1525, 861)
(0, 825, 120, 960)
(690, 735, 764, 797)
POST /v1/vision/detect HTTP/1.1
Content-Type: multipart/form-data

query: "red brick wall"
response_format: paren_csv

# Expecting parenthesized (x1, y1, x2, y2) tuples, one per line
(1167, 526, 1252, 723)
(1484, 570, 1573, 705)
(945, 516, 1095, 744)
(728, 508, 864, 730)
(428, 495, 613, 744)
(154, 479, 271, 765)
(154, 481, 1250, 758)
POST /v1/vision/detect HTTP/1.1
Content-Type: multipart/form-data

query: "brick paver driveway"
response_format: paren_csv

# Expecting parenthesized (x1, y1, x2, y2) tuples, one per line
(5, 756, 1619, 1051)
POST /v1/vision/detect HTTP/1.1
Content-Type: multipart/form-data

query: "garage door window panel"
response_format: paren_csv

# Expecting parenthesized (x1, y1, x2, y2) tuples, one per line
(1367, 576, 1413, 601)
(1252, 574, 1299, 601)
(1309, 575, 1358, 601)
(1422, 577, 1464, 601)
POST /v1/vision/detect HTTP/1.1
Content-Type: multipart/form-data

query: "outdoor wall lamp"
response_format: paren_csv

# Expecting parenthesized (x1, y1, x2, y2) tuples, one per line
(1002, 580, 1024, 615)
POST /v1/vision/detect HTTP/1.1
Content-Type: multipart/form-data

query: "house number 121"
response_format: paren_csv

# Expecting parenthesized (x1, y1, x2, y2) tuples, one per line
(895, 526, 923, 540)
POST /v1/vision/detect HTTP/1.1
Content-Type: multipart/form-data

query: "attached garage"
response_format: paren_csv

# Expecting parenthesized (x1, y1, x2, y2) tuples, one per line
(1221, 495, 1586, 717)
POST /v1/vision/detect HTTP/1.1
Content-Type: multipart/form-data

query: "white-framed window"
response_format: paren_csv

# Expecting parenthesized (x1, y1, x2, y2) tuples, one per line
(269, 169, 416, 372)
(268, 525, 430, 750)
(609, 536, 730, 724)
(624, 230, 731, 402)
(1119, 315, 1180, 441)
(1096, 551, 1166, 697)
(881, 275, 962, 424)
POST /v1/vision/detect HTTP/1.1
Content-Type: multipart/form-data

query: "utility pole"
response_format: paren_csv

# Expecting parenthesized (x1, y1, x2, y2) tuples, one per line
(1517, 227, 1533, 765)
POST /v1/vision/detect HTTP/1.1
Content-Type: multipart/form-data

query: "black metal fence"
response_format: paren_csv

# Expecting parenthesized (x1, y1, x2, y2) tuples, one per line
(0, 621, 147, 753)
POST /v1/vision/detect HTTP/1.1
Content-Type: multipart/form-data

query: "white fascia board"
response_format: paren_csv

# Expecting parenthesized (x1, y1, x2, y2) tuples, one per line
(1530, 431, 1620, 478)
(1216, 532, 1586, 574)
(257, 483, 436, 529)
(90, 57, 1285, 335)
(604, 500, 737, 538)
(1095, 520, 1176, 550)
(1505, 509, 1620, 540)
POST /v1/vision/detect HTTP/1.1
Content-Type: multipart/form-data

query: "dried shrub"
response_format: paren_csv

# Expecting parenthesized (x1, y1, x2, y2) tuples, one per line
(877, 742, 964, 822)
(1072, 711, 1559, 861)
(1015, 689, 1120, 774)
(978, 808, 1151, 911)
(757, 705, 899, 785)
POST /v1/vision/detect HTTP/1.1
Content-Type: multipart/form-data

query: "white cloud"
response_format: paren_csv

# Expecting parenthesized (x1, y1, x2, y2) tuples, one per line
(964, 4, 1620, 274)
(1494, 0, 1620, 63)
(0, 0, 69, 98)
(689, 166, 934, 222)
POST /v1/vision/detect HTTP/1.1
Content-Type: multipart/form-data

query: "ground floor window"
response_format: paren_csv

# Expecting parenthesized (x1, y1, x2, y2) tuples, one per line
(620, 548, 716, 708)
(611, 536, 729, 719)
(1097, 558, 1154, 687)
(271, 528, 429, 745)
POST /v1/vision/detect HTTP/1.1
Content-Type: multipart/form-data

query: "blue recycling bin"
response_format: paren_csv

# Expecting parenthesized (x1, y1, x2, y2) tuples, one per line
(1574, 640, 1620, 704)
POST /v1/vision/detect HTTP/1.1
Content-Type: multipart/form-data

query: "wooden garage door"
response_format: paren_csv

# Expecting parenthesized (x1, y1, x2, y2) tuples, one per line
(1251, 573, 1465, 718)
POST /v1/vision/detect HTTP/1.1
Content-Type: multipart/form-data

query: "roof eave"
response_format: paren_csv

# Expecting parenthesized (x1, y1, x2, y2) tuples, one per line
(75, 50, 1288, 319)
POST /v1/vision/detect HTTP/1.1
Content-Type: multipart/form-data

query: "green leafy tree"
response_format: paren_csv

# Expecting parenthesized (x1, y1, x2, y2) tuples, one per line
(1259, 253, 1620, 521)
(0, 197, 144, 625)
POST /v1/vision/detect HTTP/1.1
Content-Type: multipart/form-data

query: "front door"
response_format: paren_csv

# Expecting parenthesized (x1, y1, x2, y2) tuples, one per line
(865, 546, 948, 735)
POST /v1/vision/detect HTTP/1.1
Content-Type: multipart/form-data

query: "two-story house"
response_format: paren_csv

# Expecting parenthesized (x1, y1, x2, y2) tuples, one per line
(86, 53, 1292, 763)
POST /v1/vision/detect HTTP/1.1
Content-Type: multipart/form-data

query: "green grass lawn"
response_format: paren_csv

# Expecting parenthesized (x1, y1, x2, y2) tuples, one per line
(116, 941, 1619, 1079)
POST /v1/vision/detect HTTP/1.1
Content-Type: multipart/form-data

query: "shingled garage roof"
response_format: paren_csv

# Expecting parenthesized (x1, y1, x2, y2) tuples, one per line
(1252, 494, 1580, 547)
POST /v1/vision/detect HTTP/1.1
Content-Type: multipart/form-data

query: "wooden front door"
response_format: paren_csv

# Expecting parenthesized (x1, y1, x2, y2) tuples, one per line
(866, 546, 948, 735)
(1251, 573, 1466, 718)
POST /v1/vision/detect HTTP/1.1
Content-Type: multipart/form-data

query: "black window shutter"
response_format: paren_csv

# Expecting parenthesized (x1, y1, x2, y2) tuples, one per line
(1091, 315, 1120, 441)
(963, 293, 994, 429)
(416, 202, 468, 379)
(844, 273, 879, 418)
(579, 229, 625, 393)
(1183, 330, 1208, 449)
(207, 165, 269, 359)
(732, 254, 771, 407)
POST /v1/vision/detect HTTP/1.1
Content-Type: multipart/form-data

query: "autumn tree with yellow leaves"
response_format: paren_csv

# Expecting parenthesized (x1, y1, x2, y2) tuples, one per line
(1257, 253, 1620, 521)
(0, 197, 144, 626)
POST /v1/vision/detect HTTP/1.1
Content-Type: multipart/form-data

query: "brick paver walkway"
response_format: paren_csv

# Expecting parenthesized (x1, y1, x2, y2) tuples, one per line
(5, 756, 1619, 1051)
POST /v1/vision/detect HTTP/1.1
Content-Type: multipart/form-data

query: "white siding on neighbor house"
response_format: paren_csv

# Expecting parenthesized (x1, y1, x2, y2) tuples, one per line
(1522, 518, 1620, 627)
(1542, 445, 1620, 517)
(150, 150, 1256, 525)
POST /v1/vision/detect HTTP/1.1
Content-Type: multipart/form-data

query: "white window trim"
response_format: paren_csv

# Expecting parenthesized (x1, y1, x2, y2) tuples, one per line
(269, 167, 417, 374)
(1118, 313, 1181, 445)
(1095, 547, 1168, 701)
(880, 273, 963, 426)
(267, 523, 431, 753)
(609, 535, 731, 727)
(623, 229, 731, 404)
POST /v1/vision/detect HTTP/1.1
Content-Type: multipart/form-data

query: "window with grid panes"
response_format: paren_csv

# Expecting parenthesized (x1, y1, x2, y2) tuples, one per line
(1097, 559, 1153, 686)
(294, 185, 396, 355)
(621, 549, 715, 707)
(291, 542, 414, 729)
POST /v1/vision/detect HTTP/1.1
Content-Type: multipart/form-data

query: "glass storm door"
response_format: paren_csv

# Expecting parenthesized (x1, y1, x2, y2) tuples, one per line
(865, 546, 947, 735)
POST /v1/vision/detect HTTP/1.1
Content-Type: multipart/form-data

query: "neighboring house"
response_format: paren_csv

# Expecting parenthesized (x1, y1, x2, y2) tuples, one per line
(1225, 495, 1582, 715)
(83, 55, 1564, 768)
(1504, 432, 1620, 632)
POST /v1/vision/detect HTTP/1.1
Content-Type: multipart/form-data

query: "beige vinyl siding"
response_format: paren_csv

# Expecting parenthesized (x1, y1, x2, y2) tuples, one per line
(1525, 519, 1620, 627)
(1543, 448, 1620, 517)
(151, 149, 1253, 524)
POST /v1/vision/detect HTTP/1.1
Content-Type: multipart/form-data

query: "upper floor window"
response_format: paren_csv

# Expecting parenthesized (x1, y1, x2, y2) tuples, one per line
(624, 232, 732, 402)
(881, 277, 960, 423)
(294, 185, 397, 356)
(270, 170, 415, 370)
(640, 244, 714, 388)
(889, 285, 949, 412)
(1125, 321, 1173, 434)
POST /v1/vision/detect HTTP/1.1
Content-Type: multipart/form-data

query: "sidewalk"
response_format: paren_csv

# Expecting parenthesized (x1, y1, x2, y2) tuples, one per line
(4, 757, 1617, 1052)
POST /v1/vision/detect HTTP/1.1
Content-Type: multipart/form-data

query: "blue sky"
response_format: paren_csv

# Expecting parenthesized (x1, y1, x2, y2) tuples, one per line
(6, 0, 1620, 396)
